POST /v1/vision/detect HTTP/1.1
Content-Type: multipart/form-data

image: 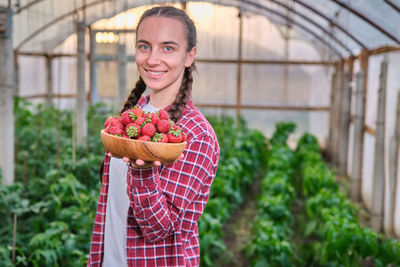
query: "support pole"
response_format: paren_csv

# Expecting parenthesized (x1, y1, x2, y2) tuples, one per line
(371, 59, 388, 232)
(89, 28, 98, 104)
(350, 71, 365, 201)
(45, 55, 53, 106)
(236, 11, 243, 118)
(117, 43, 127, 110)
(14, 51, 19, 97)
(0, 8, 15, 185)
(339, 70, 352, 175)
(332, 63, 344, 166)
(76, 21, 87, 146)
(328, 69, 337, 159)
(385, 89, 400, 235)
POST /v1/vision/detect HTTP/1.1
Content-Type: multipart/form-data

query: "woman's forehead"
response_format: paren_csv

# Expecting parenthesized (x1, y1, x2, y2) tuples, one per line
(137, 16, 186, 44)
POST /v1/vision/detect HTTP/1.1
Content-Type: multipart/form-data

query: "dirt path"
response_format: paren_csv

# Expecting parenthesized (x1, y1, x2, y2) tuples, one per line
(220, 174, 263, 267)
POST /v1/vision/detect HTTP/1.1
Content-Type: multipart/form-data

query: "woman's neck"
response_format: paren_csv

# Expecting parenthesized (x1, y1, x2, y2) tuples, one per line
(148, 74, 183, 109)
(149, 88, 178, 109)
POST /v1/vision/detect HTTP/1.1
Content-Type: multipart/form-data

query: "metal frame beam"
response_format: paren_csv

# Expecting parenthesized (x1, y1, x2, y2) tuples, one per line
(260, 0, 353, 54)
(385, 0, 400, 13)
(331, 0, 400, 44)
(293, 0, 366, 48)
(16, 0, 107, 50)
(240, 0, 344, 58)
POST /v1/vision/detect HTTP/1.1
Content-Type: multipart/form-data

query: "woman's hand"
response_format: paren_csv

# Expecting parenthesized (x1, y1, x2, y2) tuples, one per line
(107, 152, 184, 169)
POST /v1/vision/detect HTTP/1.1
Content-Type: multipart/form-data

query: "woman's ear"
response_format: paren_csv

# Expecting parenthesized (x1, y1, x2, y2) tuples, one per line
(184, 47, 197, 67)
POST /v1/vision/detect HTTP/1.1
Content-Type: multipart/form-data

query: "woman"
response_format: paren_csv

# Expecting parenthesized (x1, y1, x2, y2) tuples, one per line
(88, 6, 220, 267)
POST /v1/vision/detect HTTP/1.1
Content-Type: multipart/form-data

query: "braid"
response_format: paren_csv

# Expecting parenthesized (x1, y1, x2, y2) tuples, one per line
(168, 65, 194, 122)
(120, 77, 146, 114)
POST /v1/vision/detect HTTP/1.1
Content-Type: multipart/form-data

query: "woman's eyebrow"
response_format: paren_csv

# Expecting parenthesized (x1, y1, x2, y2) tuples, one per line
(161, 41, 180, 47)
(136, 40, 150, 44)
(136, 40, 180, 47)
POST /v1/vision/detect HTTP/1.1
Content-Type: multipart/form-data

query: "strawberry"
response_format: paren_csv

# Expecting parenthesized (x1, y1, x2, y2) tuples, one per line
(137, 135, 151, 142)
(157, 119, 171, 133)
(125, 123, 141, 138)
(144, 112, 160, 126)
(105, 125, 111, 134)
(142, 123, 156, 137)
(122, 134, 130, 139)
(108, 126, 124, 137)
(135, 117, 150, 128)
(131, 106, 143, 119)
(105, 117, 123, 130)
(158, 109, 170, 120)
(181, 131, 187, 142)
(120, 110, 135, 126)
(167, 129, 183, 143)
(104, 117, 113, 128)
(152, 133, 168, 143)
(168, 119, 176, 129)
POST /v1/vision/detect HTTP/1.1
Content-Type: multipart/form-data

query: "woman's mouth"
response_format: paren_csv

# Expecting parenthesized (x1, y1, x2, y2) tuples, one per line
(146, 69, 167, 79)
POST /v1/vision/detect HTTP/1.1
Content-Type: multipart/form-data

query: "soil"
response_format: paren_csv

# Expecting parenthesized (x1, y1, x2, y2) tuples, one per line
(220, 173, 263, 267)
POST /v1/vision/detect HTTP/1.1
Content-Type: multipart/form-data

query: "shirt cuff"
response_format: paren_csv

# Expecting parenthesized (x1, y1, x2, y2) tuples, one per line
(128, 166, 160, 188)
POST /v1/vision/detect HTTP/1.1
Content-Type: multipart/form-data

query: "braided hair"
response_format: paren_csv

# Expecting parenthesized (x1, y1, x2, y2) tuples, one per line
(120, 6, 197, 122)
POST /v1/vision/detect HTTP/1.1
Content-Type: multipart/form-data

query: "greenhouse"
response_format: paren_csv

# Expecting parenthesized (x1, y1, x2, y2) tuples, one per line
(1, 0, 400, 266)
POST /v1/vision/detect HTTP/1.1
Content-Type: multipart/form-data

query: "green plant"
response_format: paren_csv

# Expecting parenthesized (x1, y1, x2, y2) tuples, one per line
(246, 122, 298, 266)
(295, 132, 400, 266)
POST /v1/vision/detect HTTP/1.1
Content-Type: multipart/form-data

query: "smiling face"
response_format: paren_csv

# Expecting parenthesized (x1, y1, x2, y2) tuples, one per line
(135, 16, 196, 99)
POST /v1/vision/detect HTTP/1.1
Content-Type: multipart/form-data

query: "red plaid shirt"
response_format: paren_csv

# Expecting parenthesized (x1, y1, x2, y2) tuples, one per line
(88, 96, 220, 266)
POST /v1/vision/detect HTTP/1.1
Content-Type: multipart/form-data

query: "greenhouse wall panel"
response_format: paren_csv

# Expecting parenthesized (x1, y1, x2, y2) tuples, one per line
(362, 132, 375, 210)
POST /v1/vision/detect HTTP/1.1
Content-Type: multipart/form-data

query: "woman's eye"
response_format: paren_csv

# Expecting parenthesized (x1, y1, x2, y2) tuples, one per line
(138, 44, 149, 50)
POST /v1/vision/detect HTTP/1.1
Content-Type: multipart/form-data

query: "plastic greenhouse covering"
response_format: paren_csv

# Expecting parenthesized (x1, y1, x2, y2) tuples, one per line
(2, 0, 400, 240)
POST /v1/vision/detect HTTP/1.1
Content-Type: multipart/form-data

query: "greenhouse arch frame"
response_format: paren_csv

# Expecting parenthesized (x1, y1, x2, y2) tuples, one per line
(1, 0, 400, 236)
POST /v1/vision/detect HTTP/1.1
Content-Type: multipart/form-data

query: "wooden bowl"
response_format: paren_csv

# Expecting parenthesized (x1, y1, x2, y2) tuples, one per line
(100, 129, 187, 164)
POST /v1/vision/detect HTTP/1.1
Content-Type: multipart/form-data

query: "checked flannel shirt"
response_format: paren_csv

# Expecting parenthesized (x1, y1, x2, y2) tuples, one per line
(88, 96, 220, 267)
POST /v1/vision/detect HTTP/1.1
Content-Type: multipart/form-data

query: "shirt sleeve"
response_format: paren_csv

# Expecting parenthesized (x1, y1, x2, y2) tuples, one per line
(126, 133, 217, 242)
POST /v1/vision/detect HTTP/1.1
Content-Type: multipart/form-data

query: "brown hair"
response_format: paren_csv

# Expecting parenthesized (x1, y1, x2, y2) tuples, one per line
(100, 6, 197, 182)
(120, 5, 197, 122)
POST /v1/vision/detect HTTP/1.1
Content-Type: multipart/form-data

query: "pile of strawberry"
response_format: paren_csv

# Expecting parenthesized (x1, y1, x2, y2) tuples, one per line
(104, 106, 186, 143)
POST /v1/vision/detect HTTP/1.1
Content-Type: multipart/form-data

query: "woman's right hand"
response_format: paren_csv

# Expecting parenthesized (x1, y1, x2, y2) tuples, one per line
(107, 152, 184, 169)
(107, 152, 161, 168)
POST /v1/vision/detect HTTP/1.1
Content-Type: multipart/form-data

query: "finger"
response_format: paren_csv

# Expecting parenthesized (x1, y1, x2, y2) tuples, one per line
(136, 159, 145, 166)
(154, 161, 161, 167)
(122, 157, 130, 162)
(179, 153, 184, 160)
(108, 152, 113, 157)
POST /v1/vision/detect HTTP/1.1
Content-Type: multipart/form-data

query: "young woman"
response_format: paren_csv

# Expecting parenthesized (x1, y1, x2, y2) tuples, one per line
(88, 6, 220, 267)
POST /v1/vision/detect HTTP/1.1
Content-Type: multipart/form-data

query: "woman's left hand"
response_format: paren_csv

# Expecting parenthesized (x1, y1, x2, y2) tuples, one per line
(122, 154, 184, 169)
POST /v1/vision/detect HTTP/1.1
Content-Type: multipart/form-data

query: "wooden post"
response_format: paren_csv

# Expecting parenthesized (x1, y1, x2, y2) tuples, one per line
(0, 7, 15, 185)
(359, 49, 370, 201)
(328, 69, 338, 159)
(350, 71, 365, 201)
(117, 43, 127, 110)
(339, 70, 352, 176)
(89, 28, 99, 104)
(75, 21, 87, 146)
(45, 55, 53, 106)
(236, 11, 243, 118)
(333, 62, 344, 167)
(371, 59, 388, 232)
(385, 89, 400, 235)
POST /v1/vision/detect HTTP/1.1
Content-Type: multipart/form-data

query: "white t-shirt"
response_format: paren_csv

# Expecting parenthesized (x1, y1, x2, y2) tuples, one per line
(102, 101, 160, 267)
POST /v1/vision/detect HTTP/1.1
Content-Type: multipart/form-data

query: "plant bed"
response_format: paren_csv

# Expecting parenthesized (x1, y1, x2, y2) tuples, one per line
(295, 133, 400, 266)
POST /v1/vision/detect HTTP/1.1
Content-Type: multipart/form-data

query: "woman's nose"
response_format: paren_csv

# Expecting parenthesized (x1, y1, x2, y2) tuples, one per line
(147, 49, 161, 65)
